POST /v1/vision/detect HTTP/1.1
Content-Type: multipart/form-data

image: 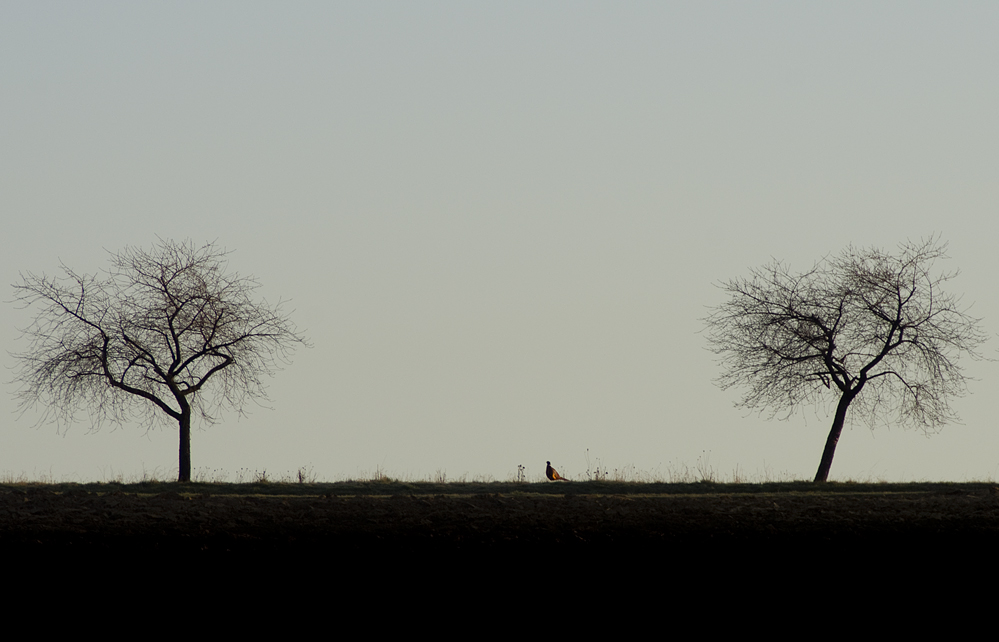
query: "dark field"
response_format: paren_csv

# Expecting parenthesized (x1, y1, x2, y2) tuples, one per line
(5, 481, 999, 568)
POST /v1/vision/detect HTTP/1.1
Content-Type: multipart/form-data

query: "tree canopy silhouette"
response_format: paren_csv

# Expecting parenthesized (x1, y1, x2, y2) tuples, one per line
(12, 239, 307, 482)
(704, 238, 985, 482)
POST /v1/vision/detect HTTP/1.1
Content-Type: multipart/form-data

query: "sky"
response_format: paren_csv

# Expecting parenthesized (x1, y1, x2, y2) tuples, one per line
(2, 1, 998, 483)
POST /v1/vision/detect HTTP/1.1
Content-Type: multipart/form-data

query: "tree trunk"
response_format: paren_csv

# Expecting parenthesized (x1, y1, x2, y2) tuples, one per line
(813, 391, 855, 482)
(178, 413, 191, 482)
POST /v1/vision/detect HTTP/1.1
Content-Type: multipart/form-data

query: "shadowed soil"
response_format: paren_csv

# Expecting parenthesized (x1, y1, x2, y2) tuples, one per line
(4, 482, 999, 564)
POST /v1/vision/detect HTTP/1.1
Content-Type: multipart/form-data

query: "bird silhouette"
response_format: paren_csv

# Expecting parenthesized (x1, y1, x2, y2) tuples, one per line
(546, 461, 567, 481)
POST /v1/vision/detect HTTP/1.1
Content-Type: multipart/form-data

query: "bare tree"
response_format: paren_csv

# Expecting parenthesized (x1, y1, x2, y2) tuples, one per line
(12, 239, 308, 482)
(704, 238, 986, 482)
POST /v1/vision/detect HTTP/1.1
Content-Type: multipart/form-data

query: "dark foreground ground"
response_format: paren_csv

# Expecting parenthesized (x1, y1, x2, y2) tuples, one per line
(5, 480, 999, 571)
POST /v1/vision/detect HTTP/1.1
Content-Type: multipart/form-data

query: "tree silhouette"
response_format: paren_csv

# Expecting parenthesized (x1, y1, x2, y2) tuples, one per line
(705, 238, 985, 481)
(12, 239, 307, 482)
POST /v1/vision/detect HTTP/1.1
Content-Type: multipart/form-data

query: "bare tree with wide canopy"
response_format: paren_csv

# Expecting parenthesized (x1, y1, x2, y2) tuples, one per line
(704, 238, 986, 482)
(12, 239, 307, 482)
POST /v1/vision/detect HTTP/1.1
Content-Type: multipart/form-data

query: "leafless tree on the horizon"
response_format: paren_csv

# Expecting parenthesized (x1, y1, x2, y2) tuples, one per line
(12, 239, 308, 482)
(704, 237, 986, 482)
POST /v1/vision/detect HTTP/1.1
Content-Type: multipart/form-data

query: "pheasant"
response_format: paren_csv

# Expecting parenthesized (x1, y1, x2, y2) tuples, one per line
(546, 461, 567, 481)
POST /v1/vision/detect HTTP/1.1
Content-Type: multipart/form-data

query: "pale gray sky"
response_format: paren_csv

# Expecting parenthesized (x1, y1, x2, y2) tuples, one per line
(3, 2, 998, 483)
